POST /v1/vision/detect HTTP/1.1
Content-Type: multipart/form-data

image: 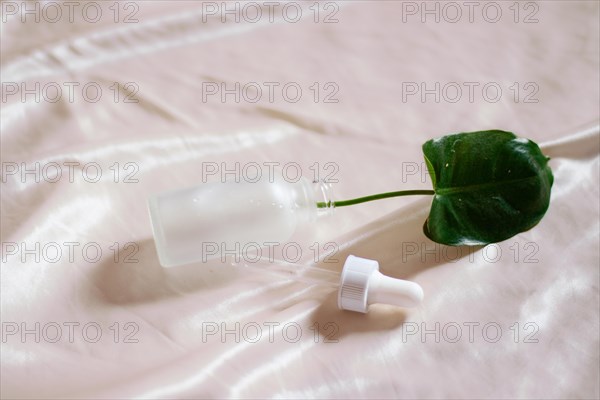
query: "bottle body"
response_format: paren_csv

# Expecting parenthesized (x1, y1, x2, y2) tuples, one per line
(148, 175, 333, 267)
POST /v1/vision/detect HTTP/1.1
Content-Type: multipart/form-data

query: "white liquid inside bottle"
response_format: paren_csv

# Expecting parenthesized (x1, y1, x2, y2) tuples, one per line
(148, 174, 334, 268)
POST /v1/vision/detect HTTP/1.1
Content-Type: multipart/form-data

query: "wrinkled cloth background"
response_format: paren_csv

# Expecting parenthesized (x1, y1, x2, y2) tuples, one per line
(1, 1, 599, 399)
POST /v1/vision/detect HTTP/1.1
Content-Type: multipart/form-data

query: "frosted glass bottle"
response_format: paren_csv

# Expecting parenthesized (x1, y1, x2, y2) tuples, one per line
(148, 175, 334, 268)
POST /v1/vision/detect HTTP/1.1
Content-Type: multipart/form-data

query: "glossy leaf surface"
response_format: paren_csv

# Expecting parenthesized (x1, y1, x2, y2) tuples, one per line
(422, 130, 553, 245)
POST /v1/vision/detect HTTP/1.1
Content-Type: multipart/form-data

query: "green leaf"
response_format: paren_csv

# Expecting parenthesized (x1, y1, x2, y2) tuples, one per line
(422, 130, 553, 246)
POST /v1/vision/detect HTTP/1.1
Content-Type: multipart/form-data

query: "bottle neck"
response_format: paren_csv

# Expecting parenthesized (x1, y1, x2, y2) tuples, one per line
(313, 180, 335, 217)
(291, 178, 335, 224)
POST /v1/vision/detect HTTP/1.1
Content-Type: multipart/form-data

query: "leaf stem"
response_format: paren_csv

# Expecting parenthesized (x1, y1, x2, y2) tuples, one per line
(316, 190, 435, 208)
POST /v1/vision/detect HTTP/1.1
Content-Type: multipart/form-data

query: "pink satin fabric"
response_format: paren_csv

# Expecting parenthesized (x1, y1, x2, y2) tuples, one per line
(1, 1, 599, 399)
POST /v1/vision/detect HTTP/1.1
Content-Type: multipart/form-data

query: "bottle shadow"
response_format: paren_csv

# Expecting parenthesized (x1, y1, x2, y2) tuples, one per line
(89, 238, 241, 305)
(309, 198, 483, 338)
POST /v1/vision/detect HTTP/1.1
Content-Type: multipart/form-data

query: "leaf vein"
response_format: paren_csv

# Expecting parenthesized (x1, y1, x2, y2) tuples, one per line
(435, 176, 538, 196)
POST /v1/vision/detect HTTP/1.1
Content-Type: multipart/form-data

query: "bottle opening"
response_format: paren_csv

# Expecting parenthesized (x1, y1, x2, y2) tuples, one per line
(314, 180, 335, 217)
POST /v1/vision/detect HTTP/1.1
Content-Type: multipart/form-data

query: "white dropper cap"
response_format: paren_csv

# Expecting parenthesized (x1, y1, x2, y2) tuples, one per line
(338, 255, 424, 313)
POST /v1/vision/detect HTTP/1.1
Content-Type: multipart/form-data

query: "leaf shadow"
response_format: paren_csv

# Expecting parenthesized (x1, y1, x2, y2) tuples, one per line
(309, 198, 483, 338)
